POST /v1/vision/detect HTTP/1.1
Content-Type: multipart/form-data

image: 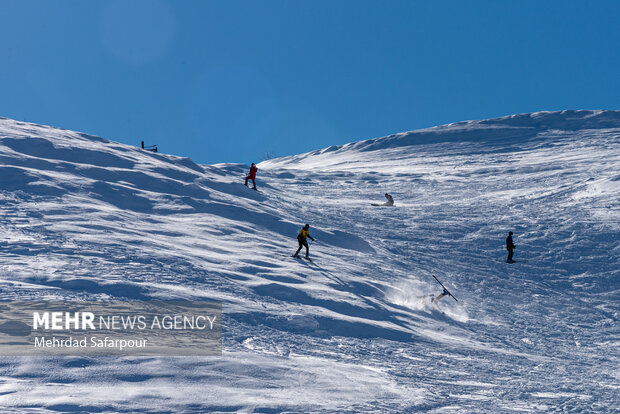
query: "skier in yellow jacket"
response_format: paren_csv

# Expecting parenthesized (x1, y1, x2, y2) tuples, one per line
(293, 224, 315, 259)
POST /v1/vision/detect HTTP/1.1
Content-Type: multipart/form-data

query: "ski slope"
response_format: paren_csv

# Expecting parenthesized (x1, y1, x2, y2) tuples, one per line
(0, 110, 618, 412)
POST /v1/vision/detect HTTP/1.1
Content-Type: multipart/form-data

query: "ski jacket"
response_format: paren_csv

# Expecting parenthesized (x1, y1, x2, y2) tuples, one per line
(297, 228, 314, 241)
(248, 165, 258, 179)
(506, 235, 515, 250)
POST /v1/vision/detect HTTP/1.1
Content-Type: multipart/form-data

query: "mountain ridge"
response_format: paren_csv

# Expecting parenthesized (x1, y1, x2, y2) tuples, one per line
(261, 109, 620, 170)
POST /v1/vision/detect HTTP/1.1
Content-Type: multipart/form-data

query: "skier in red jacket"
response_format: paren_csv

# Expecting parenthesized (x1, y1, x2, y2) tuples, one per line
(245, 163, 258, 190)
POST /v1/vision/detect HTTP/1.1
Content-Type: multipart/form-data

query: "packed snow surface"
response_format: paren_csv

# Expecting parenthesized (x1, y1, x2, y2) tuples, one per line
(0, 110, 618, 412)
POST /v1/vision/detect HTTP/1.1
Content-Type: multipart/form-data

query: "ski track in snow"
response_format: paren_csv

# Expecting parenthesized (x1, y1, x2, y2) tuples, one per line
(0, 111, 618, 412)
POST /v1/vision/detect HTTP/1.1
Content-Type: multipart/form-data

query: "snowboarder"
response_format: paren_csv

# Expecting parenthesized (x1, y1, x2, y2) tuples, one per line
(245, 162, 258, 190)
(371, 193, 394, 206)
(293, 224, 315, 259)
(506, 231, 516, 263)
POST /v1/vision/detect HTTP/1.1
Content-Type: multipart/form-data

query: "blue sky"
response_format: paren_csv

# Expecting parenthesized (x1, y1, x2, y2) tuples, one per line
(1, 0, 619, 164)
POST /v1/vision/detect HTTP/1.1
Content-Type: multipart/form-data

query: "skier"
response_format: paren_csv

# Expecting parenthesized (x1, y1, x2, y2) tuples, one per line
(384, 193, 394, 206)
(432, 288, 451, 305)
(371, 193, 394, 206)
(430, 275, 458, 304)
(293, 224, 315, 259)
(506, 231, 516, 263)
(244, 162, 258, 190)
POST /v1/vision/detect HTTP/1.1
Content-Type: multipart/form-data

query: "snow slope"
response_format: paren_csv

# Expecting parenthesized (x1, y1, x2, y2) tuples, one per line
(0, 110, 618, 412)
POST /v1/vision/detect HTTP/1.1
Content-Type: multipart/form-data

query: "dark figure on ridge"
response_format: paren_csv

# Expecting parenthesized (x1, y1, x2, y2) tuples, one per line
(506, 231, 516, 263)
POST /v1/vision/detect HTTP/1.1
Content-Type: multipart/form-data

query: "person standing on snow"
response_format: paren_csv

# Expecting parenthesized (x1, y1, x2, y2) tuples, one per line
(506, 231, 516, 263)
(294, 224, 315, 259)
(245, 162, 258, 190)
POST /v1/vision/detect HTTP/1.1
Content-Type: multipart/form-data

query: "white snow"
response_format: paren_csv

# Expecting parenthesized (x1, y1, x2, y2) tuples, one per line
(0, 110, 618, 412)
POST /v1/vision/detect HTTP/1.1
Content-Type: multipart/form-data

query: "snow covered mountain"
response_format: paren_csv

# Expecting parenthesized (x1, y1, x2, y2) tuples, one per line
(0, 110, 618, 412)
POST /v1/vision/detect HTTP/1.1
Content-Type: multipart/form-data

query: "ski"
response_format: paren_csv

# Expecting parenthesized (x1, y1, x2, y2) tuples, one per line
(290, 255, 313, 262)
(242, 184, 259, 192)
(431, 275, 458, 302)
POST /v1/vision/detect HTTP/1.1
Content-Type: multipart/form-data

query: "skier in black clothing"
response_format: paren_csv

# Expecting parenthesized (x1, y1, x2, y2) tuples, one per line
(506, 231, 516, 263)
